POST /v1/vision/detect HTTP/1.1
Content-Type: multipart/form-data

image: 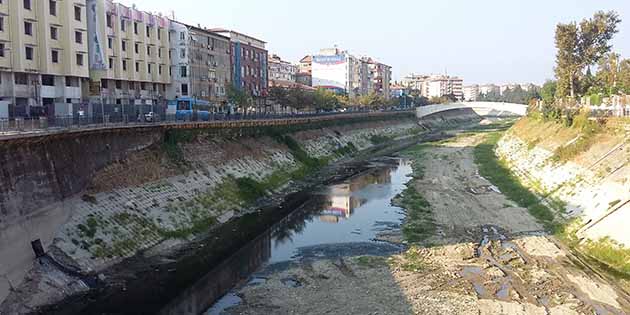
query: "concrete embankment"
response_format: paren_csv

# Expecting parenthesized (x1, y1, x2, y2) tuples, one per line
(496, 117, 630, 264)
(0, 113, 420, 312)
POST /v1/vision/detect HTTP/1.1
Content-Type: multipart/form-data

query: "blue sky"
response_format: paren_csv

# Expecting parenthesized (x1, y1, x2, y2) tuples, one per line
(119, 0, 630, 85)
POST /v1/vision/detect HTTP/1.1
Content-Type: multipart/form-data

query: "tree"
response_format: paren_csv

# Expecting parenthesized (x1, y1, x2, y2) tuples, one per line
(313, 89, 339, 111)
(227, 85, 251, 108)
(554, 11, 621, 98)
(540, 80, 557, 105)
(595, 52, 621, 95)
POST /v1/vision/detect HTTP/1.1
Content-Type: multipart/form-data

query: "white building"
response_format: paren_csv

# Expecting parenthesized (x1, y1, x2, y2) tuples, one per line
(312, 48, 365, 98)
(463, 85, 479, 101)
(402, 74, 463, 100)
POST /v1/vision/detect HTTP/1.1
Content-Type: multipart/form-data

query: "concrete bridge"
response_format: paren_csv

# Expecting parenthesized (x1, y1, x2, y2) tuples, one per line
(416, 102, 528, 119)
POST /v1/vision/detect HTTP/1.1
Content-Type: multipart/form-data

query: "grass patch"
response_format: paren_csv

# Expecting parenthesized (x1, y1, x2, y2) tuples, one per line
(370, 134, 394, 145)
(474, 132, 559, 231)
(355, 256, 389, 268)
(398, 246, 426, 272)
(396, 143, 435, 243)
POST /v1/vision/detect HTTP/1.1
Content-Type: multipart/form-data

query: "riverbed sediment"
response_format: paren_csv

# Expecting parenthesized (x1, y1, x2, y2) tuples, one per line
(223, 130, 630, 315)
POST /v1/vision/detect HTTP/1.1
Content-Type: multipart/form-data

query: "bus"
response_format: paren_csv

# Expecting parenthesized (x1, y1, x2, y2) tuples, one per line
(167, 97, 213, 121)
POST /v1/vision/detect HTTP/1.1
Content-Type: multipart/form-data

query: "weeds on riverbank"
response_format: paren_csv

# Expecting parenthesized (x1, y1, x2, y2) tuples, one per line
(395, 144, 435, 243)
(474, 132, 559, 232)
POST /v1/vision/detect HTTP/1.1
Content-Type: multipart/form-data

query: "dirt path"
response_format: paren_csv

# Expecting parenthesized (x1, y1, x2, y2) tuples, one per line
(225, 133, 630, 315)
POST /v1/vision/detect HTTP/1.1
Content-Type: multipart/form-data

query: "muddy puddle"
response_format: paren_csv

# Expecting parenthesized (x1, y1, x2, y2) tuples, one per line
(159, 158, 413, 315)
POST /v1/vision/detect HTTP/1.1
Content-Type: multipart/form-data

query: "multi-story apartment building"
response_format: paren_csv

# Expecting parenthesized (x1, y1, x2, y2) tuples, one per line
(210, 28, 268, 100)
(479, 84, 500, 96)
(0, 0, 90, 118)
(312, 48, 378, 98)
(168, 22, 230, 105)
(268, 54, 297, 83)
(365, 58, 391, 99)
(296, 55, 312, 86)
(463, 85, 479, 101)
(86, 0, 170, 114)
(402, 74, 463, 100)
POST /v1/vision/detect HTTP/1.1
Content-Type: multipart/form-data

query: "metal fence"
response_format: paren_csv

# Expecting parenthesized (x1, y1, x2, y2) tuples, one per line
(0, 108, 413, 137)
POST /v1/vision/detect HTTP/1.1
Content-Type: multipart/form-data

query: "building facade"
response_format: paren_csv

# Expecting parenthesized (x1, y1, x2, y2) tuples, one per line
(0, 0, 90, 118)
(365, 58, 391, 99)
(268, 54, 296, 83)
(210, 29, 268, 99)
(168, 22, 230, 105)
(86, 0, 171, 114)
(402, 74, 463, 100)
(312, 48, 374, 98)
(463, 85, 479, 101)
(296, 55, 312, 86)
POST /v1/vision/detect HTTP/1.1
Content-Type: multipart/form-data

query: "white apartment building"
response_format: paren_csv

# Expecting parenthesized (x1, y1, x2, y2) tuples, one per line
(0, 0, 90, 118)
(403, 74, 463, 100)
(268, 54, 297, 83)
(463, 85, 479, 101)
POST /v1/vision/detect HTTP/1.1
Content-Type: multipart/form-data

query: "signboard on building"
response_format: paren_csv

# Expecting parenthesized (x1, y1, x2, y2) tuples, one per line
(312, 55, 346, 91)
(87, 0, 107, 70)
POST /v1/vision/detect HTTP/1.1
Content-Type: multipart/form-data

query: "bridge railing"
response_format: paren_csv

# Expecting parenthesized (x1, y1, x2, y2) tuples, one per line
(0, 108, 414, 137)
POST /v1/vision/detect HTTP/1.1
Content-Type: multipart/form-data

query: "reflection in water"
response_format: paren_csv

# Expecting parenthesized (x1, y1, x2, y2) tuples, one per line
(320, 168, 392, 223)
(160, 159, 412, 315)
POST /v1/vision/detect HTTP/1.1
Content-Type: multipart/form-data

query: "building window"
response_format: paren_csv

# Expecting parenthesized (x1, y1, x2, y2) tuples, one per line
(121, 19, 126, 32)
(0, 43, 5, 57)
(180, 48, 185, 58)
(65, 76, 79, 87)
(158, 48, 161, 58)
(180, 32, 185, 40)
(147, 63, 152, 74)
(76, 53, 83, 66)
(42, 75, 55, 86)
(74, 6, 81, 21)
(0, 17, 4, 32)
(115, 80, 122, 89)
(24, 0, 31, 10)
(135, 62, 139, 72)
(24, 22, 32, 36)
(158, 65, 162, 75)
(51, 50, 59, 63)
(134, 43, 139, 54)
(109, 58, 113, 69)
(146, 26, 150, 37)
(101, 79, 108, 89)
(122, 40, 126, 51)
(108, 37, 113, 49)
(50, 26, 58, 40)
(49, 0, 56, 16)
(106, 14, 112, 28)
(75, 31, 82, 44)
(157, 29, 161, 40)
(181, 84, 188, 96)
(134, 22, 138, 34)
(147, 46, 151, 56)
(25, 47, 33, 60)
(180, 66, 187, 77)
(15, 73, 28, 85)
(122, 60, 127, 71)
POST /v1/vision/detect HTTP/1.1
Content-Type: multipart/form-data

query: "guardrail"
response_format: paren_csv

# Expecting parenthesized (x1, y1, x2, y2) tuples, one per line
(0, 109, 414, 139)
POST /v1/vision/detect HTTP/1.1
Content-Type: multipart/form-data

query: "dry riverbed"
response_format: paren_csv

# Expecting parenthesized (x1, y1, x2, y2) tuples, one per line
(222, 133, 630, 315)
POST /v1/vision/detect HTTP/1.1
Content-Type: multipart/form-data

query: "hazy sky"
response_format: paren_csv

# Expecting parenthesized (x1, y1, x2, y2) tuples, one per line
(118, 0, 630, 85)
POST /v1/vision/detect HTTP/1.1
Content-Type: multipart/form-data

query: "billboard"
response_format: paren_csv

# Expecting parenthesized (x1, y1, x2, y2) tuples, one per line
(312, 55, 347, 91)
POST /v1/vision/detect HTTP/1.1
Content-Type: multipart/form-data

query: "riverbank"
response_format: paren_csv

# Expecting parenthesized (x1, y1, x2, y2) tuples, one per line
(224, 128, 630, 314)
(16, 124, 447, 315)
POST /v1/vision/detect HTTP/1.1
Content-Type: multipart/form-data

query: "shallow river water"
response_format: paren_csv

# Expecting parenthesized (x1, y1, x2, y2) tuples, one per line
(160, 158, 412, 315)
